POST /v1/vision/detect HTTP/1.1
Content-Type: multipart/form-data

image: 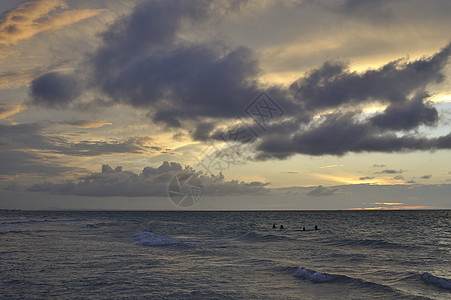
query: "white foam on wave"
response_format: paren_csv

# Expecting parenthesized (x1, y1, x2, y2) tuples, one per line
(293, 267, 336, 283)
(134, 231, 182, 246)
(420, 273, 451, 290)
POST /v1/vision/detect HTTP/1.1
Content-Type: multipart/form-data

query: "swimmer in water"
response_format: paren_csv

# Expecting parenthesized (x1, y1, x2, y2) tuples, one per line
(273, 224, 276, 229)
(280, 225, 284, 229)
(315, 225, 318, 230)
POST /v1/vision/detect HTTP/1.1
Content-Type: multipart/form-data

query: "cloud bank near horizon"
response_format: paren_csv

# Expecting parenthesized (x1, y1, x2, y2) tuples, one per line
(28, 161, 270, 197)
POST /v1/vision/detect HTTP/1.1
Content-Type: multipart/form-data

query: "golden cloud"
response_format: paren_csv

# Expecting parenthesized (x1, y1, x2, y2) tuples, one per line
(0, 70, 34, 88)
(62, 120, 112, 128)
(0, 0, 102, 46)
(0, 103, 27, 119)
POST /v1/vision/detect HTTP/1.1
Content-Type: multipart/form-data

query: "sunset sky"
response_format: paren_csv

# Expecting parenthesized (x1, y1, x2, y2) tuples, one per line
(1, 0, 451, 210)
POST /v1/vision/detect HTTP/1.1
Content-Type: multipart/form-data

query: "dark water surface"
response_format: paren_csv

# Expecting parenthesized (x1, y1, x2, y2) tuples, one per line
(1, 210, 450, 299)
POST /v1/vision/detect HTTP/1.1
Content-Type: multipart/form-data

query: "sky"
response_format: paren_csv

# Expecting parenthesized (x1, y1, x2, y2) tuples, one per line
(1, 0, 451, 210)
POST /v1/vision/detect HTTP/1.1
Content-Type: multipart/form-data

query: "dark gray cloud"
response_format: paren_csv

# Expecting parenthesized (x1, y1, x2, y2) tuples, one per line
(370, 92, 438, 130)
(27, 0, 279, 131)
(380, 169, 404, 174)
(192, 122, 216, 141)
(421, 175, 432, 179)
(373, 164, 386, 168)
(28, 161, 270, 197)
(29, 72, 81, 108)
(25, 0, 451, 160)
(359, 176, 374, 180)
(102, 45, 260, 127)
(306, 185, 341, 197)
(256, 109, 451, 159)
(255, 43, 451, 158)
(289, 43, 450, 112)
(26, 0, 296, 132)
(88, 0, 269, 128)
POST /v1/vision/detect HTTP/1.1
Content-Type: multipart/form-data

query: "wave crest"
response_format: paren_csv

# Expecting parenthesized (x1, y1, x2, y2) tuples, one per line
(420, 273, 451, 290)
(293, 267, 337, 283)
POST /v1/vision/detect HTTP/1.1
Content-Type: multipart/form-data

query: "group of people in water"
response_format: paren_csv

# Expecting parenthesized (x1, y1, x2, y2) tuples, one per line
(272, 224, 319, 231)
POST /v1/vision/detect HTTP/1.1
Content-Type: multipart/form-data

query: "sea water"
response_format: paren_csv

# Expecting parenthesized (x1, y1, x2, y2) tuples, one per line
(0, 210, 450, 299)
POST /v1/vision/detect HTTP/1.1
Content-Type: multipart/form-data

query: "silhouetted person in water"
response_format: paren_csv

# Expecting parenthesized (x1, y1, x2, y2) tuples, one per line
(303, 227, 306, 231)
(273, 224, 276, 229)
(280, 225, 284, 229)
(314, 225, 318, 230)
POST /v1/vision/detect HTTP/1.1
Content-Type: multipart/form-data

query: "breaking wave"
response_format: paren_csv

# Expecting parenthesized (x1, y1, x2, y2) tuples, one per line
(420, 273, 451, 290)
(293, 267, 339, 283)
(291, 267, 419, 298)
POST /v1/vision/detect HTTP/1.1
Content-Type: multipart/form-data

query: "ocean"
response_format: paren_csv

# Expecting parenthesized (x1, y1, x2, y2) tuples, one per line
(1, 210, 450, 299)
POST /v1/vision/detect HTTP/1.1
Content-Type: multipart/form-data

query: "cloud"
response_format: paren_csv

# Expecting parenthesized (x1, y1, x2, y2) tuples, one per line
(84, 0, 275, 130)
(256, 110, 451, 159)
(373, 164, 386, 168)
(25, 0, 451, 160)
(319, 164, 343, 169)
(0, 122, 154, 161)
(421, 175, 432, 179)
(0, 122, 57, 152)
(253, 43, 451, 159)
(370, 92, 438, 130)
(288, 44, 450, 112)
(359, 176, 374, 180)
(0, 0, 102, 46)
(379, 169, 404, 174)
(27, 0, 295, 130)
(51, 120, 112, 128)
(0, 71, 34, 89)
(0, 148, 74, 177)
(0, 103, 27, 119)
(28, 161, 270, 197)
(192, 122, 216, 141)
(29, 72, 81, 108)
(54, 137, 156, 157)
(337, 0, 393, 20)
(306, 185, 341, 197)
(392, 175, 405, 181)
